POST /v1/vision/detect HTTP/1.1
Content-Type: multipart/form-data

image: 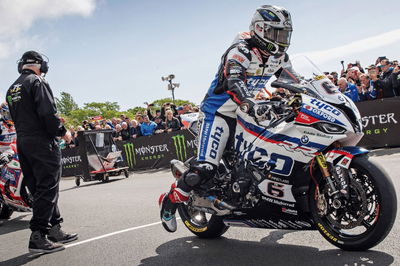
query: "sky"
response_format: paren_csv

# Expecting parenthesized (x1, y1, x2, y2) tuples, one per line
(0, 0, 399, 111)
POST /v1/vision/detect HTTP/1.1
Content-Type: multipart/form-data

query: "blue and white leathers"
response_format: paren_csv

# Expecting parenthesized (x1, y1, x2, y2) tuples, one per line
(198, 32, 290, 166)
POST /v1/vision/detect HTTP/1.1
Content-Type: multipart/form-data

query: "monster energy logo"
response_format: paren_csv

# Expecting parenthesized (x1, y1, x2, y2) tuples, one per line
(172, 134, 187, 161)
(267, 43, 274, 51)
(123, 143, 136, 168)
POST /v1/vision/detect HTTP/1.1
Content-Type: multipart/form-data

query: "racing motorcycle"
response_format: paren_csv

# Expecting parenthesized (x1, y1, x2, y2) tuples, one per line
(0, 119, 32, 220)
(170, 57, 397, 251)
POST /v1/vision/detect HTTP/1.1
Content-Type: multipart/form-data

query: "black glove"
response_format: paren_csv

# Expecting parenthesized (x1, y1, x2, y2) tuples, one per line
(240, 99, 276, 121)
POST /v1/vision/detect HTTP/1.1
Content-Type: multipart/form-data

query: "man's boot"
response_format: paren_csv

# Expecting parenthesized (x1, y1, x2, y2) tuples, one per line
(48, 224, 78, 244)
(159, 183, 189, 232)
(28, 231, 65, 253)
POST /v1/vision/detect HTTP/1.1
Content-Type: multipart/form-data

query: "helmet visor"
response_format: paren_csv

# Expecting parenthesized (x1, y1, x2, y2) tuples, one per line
(264, 26, 292, 46)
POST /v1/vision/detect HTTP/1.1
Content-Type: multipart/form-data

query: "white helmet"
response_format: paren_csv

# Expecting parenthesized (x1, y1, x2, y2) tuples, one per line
(249, 5, 293, 55)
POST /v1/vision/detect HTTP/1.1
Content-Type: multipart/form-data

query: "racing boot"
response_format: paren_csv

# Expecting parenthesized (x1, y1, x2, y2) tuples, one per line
(159, 183, 190, 233)
(28, 231, 65, 254)
(48, 224, 79, 244)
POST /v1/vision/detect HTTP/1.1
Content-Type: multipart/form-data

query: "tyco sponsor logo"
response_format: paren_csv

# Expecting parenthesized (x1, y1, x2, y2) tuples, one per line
(209, 127, 224, 159)
(123, 143, 136, 168)
(172, 135, 187, 161)
(309, 99, 341, 116)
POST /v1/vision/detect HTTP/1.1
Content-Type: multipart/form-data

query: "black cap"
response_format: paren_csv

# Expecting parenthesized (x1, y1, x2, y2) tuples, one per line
(21, 50, 43, 63)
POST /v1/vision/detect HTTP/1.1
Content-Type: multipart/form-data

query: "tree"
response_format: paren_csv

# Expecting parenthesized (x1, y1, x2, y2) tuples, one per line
(151, 98, 196, 108)
(55, 92, 78, 116)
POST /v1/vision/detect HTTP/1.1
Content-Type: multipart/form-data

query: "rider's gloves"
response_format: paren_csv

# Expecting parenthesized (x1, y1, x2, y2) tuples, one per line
(240, 99, 277, 122)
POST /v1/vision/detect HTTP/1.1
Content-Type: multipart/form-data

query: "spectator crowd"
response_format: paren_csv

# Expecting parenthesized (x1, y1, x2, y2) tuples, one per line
(324, 56, 400, 102)
(60, 102, 198, 148)
(60, 56, 400, 149)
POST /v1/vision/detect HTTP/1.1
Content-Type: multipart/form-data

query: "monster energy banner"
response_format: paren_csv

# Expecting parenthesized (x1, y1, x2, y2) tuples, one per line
(117, 130, 197, 170)
(61, 147, 82, 177)
(357, 97, 400, 149)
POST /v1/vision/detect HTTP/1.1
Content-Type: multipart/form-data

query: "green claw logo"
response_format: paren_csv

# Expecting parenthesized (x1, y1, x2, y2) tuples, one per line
(123, 142, 136, 168)
(172, 134, 187, 161)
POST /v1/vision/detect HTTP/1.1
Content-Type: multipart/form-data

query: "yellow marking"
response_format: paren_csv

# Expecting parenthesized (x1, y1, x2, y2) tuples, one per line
(184, 220, 208, 233)
(317, 223, 338, 242)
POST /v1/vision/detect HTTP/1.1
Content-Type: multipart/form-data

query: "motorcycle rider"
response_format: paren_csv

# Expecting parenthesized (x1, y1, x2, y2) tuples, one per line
(159, 5, 294, 232)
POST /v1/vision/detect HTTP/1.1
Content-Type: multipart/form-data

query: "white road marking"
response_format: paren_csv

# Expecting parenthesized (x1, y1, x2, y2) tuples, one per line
(65, 218, 181, 248)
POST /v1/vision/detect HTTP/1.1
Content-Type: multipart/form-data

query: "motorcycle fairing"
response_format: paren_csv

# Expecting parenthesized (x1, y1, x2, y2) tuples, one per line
(0, 153, 29, 211)
(235, 112, 328, 167)
(325, 146, 368, 169)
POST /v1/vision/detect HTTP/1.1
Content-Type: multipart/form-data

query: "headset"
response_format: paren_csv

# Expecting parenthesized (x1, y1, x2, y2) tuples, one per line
(17, 53, 49, 74)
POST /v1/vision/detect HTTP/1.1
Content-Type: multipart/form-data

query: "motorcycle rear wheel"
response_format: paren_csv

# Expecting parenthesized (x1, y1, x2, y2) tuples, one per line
(178, 203, 229, 238)
(0, 202, 14, 219)
(310, 155, 397, 251)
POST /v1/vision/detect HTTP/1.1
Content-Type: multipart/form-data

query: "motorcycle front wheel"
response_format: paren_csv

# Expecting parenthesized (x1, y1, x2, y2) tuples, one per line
(310, 155, 397, 251)
(178, 203, 229, 238)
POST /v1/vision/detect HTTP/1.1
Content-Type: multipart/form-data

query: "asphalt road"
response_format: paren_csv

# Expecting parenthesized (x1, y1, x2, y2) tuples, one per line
(0, 152, 399, 266)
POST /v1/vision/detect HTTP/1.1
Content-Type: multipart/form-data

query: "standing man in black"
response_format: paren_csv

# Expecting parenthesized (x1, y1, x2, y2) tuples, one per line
(6, 51, 78, 254)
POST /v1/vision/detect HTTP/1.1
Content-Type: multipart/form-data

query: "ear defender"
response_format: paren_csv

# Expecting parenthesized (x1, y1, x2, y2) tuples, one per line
(17, 60, 23, 74)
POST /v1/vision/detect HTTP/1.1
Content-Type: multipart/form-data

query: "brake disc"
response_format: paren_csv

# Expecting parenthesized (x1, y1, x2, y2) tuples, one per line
(325, 178, 368, 229)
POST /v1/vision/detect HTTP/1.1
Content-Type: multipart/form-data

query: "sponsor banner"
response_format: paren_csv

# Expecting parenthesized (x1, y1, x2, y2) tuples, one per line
(117, 130, 197, 170)
(60, 130, 197, 175)
(61, 147, 82, 177)
(357, 97, 400, 149)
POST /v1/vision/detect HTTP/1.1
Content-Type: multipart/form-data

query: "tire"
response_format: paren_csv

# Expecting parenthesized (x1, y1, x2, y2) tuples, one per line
(75, 176, 81, 187)
(0, 202, 14, 219)
(102, 173, 109, 183)
(310, 154, 397, 251)
(178, 203, 229, 238)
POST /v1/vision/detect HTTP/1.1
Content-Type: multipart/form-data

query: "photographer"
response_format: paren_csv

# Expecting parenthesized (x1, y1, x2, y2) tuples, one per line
(6, 51, 77, 254)
(370, 61, 400, 98)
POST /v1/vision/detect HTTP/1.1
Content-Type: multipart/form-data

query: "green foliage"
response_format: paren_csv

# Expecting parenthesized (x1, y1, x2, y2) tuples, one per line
(151, 98, 196, 108)
(55, 92, 78, 116)
(126, 107, 146, 115)
(60, 94, 197, 127)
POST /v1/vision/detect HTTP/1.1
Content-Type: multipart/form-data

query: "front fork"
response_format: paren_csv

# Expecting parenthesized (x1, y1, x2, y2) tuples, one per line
(314, 153, 350, 215)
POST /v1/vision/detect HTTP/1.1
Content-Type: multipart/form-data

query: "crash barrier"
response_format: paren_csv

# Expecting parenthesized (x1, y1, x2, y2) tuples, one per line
(61, 130, 197, 176)
(60, 97, 400, 176)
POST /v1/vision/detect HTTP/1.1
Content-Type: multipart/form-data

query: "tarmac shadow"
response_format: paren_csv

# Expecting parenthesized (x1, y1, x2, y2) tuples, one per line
(0, 252, 43, 266)
(0, 214, 30, 236)
(140, 231, 394, 266)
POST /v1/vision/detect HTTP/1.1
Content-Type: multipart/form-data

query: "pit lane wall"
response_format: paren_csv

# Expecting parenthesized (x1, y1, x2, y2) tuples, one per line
(61, 97, 400, 176)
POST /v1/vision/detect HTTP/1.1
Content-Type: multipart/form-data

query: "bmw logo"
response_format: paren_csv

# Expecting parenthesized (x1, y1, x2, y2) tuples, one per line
(300, 135, 309, 144)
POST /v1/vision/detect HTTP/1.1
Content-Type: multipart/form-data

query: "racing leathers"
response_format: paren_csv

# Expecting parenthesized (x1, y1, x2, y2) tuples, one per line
(160, 32, 290, 232)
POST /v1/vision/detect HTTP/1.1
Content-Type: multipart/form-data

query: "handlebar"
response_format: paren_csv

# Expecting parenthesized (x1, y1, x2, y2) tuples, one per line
(271, 81, 319, 98)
